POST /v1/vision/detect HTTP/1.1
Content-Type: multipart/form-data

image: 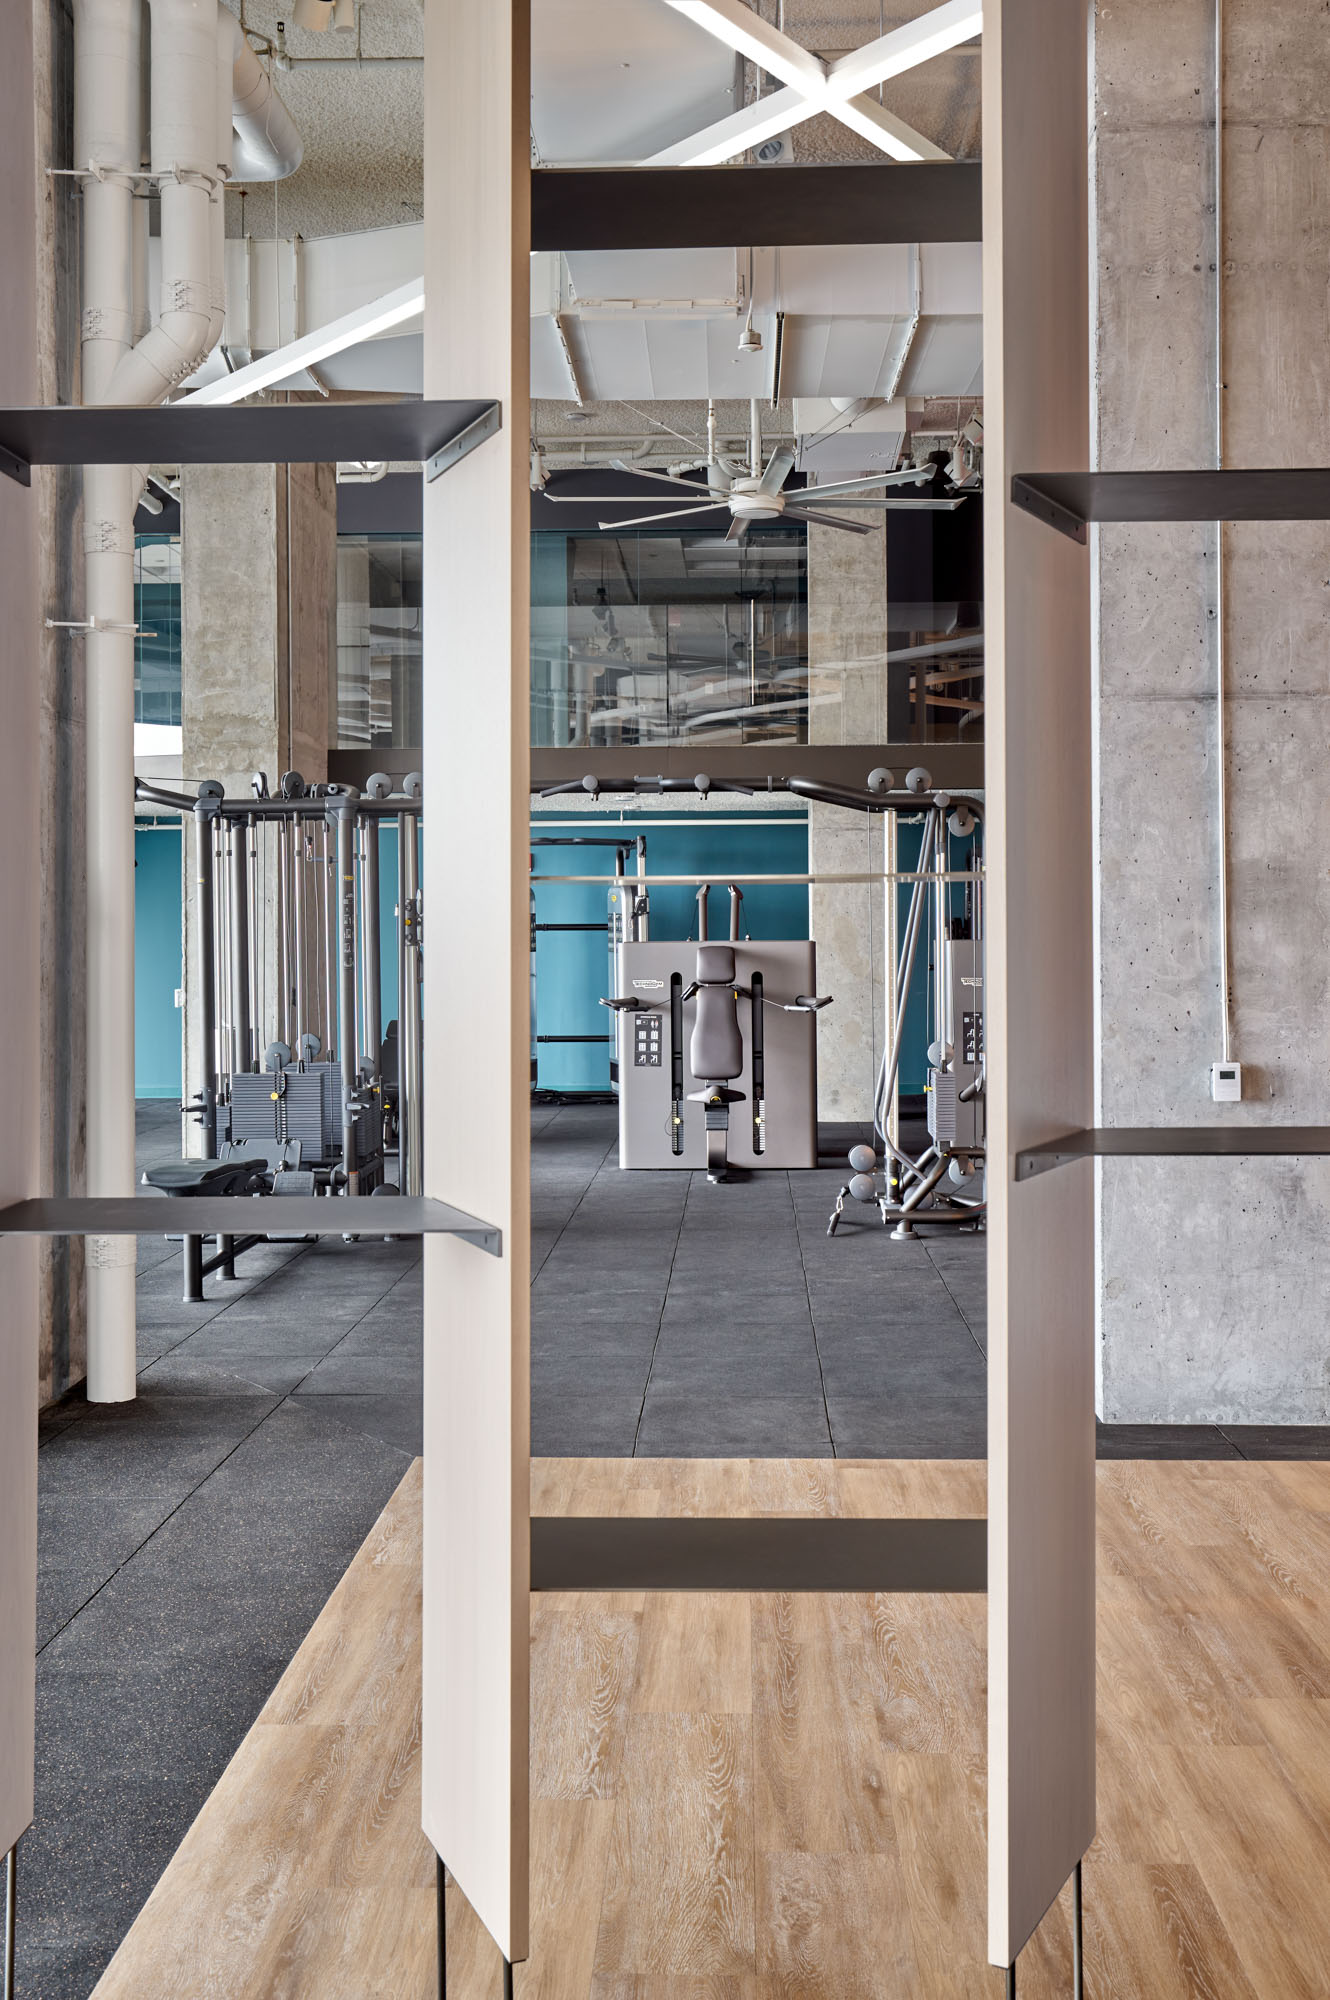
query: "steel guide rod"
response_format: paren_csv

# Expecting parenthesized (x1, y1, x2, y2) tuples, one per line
(192, 794, 219, 1156)
(532, 870, 984, 886)
(333, 799, 360, 1192)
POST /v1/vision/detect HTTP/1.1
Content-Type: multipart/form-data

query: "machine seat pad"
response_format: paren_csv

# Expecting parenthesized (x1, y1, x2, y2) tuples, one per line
(691, 983, 744, 1082)
(143, 1159, 268, 1195)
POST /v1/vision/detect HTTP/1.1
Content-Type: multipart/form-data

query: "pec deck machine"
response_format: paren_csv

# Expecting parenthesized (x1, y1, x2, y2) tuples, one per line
(604, 881, 830, 1182)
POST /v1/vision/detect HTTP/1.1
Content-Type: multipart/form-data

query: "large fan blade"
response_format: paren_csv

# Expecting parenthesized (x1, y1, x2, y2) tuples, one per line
(725, 516, 750, 542)
(608, 461, 712, 491)
(595, 503, 725, 529)
(783, 506, 874, 536)
(801, 497, 967, 512)
(541, 494, 715, 505)
(759, 444, 796, 497)
(804, 468, 932, 500)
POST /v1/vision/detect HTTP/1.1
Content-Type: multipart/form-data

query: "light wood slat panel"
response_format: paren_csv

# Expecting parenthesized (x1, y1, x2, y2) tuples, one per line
(0, 0, 40, 1864)
(420, 0, 532, 1964)
(88, 1457, 1330, 2000)
(983, 0, 1096, 1965)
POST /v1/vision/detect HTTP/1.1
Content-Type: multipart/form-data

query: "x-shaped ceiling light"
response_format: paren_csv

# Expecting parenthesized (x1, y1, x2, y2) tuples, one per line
(648, 0, 981, 164)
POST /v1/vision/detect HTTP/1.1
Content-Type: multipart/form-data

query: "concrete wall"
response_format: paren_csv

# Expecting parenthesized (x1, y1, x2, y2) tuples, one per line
(1094, 0, 1330, 1420)
(179, 460, 335, 1149)
(34, 0, 85, 1406)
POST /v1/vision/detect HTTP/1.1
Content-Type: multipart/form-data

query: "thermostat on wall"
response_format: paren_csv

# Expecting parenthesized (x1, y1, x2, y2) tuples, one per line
(1210, 1061, 1242, 1103)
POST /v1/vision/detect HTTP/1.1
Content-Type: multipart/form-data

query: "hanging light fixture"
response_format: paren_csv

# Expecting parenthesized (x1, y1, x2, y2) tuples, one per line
(291, 0, 334, 30)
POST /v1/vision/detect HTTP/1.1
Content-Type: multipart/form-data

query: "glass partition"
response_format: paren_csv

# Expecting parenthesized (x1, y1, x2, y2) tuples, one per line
(531, 521, 808, 748)
(331, 533, 423, 751)
(133, 534, 182, 727)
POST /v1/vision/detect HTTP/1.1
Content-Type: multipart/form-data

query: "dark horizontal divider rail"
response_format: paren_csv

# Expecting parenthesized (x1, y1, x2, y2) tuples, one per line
(530, 1516, 987, 1593)
(532, 163, 983, 250)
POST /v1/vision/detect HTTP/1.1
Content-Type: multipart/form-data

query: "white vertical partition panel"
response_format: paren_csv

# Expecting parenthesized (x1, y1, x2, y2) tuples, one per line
(984, 0, 1096, 1969)
(420, 0, 532, 1966)
(0, 0, 41, 1867)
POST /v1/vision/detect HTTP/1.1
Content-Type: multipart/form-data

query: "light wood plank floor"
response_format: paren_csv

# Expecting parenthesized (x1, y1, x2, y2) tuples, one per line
(91, 1456, 1330, 1999)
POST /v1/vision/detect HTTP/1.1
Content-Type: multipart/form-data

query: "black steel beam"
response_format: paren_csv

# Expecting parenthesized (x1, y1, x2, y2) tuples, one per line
(532, 164, 982, 251)
(530, 743, 984, 793)
(530, 1516, 987, 1593)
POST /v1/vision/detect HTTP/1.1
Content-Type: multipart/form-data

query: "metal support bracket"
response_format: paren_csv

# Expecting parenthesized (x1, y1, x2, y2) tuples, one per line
(1010, 474, 1086, 543)
(426, 401, 503, 482)
(0, 443, 30, 488)
(46, 616, 155, 637)
(1015, 1140, 1091, 1181)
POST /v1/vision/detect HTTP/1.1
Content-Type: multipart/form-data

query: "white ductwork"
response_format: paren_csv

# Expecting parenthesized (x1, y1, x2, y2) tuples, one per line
(76, 0, 301, 1400)
(105, 0, 227, 405)
(222, 8, 304, 181)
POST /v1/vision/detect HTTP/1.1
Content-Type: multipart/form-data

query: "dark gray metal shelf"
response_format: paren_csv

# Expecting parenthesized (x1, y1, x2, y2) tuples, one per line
(1016, 1126, 1330, 1181)
(0, 399, 499, 487)
(1011, 469, 1330, 543)
(0, 1194, 502, 1255)
(530, 1516, 987, 1593)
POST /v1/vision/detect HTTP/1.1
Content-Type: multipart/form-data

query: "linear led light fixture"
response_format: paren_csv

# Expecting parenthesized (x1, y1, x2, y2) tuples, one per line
(651, 0, 979, 165)
(184, 277, 424, 407)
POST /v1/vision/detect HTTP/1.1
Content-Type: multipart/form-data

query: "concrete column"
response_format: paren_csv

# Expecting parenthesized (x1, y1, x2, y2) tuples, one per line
(806, 517, 889, 1119)
(1094, 0, 1330, 1420)
(180, 459, 335, 1153)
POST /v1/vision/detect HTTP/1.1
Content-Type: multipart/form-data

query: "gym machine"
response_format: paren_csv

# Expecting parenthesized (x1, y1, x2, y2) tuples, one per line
(133, 770, 426, 1295)
(533, 767, 984, 1216)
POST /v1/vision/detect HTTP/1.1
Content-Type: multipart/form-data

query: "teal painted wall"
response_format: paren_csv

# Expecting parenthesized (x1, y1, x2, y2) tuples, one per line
(135, 825, 183, 1098)
(530, 813, 810, 1093)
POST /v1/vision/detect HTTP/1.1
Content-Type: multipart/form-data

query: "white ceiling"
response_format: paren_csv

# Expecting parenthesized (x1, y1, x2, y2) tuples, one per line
(530, 0, 739, 163)
(202, 1, 983, 448)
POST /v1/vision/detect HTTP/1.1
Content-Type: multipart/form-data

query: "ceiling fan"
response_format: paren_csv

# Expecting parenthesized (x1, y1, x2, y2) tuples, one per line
(540, 399, 936, 542)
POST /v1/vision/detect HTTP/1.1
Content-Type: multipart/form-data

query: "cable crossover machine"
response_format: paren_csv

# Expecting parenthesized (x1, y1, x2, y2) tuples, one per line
(530, 766, 984, 1233)
(134, 769, 424, 1297)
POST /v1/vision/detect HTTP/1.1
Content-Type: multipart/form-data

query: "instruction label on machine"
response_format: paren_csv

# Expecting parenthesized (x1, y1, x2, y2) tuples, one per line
(633, 1011, 663, 1067)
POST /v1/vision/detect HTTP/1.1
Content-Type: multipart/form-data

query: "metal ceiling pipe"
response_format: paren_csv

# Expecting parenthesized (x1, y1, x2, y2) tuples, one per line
(105, 0, 226, 405)
(76, 0, 302, 1400)
(76, 0, 143, 1402)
